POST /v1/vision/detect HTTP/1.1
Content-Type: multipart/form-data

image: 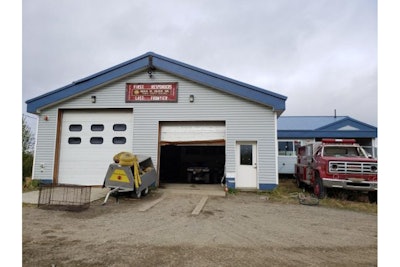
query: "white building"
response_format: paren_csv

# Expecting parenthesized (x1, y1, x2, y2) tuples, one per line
(26, 52, 287, 190)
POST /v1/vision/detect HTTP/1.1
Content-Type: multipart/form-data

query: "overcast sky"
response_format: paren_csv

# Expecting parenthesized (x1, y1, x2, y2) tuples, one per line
(22, 0, 378, 129)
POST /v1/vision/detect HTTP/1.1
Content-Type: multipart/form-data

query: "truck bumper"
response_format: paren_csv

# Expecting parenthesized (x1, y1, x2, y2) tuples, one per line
(322, 178, 377, 191)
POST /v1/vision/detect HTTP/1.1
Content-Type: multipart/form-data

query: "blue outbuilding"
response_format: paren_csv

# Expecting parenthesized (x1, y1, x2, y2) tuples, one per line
(277, 115, 377, 175)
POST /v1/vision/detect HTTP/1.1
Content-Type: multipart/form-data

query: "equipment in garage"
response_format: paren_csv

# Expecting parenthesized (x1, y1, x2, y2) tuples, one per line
(187, 166, 210, 183)
(102, 152, 157, 204)
(160, 145, 225, 184)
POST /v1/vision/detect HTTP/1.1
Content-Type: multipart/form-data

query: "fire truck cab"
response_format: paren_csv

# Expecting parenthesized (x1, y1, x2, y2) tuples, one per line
(295, 139, 377, 202)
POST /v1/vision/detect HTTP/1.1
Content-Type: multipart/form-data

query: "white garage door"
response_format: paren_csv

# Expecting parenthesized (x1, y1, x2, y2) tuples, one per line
(160, 121, 225, 144)
(58, 109, 133, 185)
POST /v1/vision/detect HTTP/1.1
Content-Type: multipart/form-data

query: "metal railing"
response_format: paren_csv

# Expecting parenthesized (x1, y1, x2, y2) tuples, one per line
(38, 184, 91, 211)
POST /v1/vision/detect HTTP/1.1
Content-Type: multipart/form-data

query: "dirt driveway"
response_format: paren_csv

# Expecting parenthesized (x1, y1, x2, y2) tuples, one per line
(23, 190, 377, 267)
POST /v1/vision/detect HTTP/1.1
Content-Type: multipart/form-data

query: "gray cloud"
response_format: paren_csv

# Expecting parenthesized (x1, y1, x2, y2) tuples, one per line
(23, 0, 377, 128)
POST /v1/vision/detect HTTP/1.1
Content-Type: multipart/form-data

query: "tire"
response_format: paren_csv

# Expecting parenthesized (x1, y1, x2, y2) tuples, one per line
(136, 189, 142, 199)
(141, 187, 149, 196)
(204, 174, 210, 184)
(313, 173, 326, 199)
(368, 191, 377, 204)
(187, 173, 193, 183)
(295, 175, 303, 189)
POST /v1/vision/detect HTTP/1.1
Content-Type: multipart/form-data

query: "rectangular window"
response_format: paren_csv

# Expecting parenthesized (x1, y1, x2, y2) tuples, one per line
(91, 124, 104, 131)
(112, 137, 126, 144)
(68, 137, 81, 144)
(69, 124, 82, 132)
(240, 145, 252, 165)
(90, 137, 104, 144)
(113, 124, 127, 131)
(278, 141, 294, 156)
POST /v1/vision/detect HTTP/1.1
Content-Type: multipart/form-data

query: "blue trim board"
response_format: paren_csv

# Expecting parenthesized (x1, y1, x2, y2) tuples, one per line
(278, 130, 377, 138)
(317, 117, 376, 131)
(35, 179, 53, 185)
(26, 52, 287, 115)
(259, 183, 278, 190)
(225, 182, 277, 191)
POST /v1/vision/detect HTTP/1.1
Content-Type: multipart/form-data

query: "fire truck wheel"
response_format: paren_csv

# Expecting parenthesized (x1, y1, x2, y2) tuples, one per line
(368, 191, 377, 204)
(136, 190, 142, 199)
(314, 174, 326, 199)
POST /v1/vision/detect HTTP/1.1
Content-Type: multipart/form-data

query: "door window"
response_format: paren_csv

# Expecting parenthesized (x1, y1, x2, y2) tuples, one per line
(240, 145, 253, 165)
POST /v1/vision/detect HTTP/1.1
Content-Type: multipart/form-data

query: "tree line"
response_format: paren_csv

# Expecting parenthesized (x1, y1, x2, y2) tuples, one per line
(22, 115, 35, 181)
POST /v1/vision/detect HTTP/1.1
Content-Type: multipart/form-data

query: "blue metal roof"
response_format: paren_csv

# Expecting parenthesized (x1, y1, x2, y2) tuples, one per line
(277, 116, 377, 138)
(26, 52, 287, 114)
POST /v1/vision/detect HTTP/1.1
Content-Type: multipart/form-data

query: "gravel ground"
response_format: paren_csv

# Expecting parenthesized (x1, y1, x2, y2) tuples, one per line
(22, 190, 377, 266)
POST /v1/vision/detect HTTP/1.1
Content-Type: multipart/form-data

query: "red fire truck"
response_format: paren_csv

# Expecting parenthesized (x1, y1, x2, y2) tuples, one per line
(295, 139, 377, 202)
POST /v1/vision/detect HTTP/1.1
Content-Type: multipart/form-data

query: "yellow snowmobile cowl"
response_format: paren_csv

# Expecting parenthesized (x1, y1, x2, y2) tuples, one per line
(113, 152, 135, 166)
(109, 169, 130, 183)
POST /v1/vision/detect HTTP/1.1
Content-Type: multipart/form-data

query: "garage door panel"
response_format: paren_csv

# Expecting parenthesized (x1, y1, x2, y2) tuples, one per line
(58, 110, 133, 185)
(161, 121, 225, 143)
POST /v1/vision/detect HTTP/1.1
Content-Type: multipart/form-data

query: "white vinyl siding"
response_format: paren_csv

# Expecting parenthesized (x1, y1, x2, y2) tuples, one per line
(31, 110, 59, 182)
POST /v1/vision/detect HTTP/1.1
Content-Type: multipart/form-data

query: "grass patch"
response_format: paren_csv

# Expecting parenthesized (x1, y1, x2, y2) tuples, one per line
(22, 178, 40, 193)
(318, 197, 377, 213)
(259, 178, 377, 214)
(228, 188, 238, 194)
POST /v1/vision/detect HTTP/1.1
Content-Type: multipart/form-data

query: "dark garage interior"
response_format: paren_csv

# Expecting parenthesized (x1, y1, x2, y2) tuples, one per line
(159, 145, 225, 184)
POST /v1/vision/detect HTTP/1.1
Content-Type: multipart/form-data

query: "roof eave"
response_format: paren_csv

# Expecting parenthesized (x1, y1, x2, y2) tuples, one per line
(26, 52, 287, 114)
(278, 130, 377, 138)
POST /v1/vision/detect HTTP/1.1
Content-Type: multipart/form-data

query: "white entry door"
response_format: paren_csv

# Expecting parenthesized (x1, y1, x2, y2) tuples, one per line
(235, 142, 257, 188)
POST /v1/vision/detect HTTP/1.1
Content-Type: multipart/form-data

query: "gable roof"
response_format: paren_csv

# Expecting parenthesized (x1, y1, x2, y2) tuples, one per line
(277, 116, 377, 138)
(26, 51, 287, 115)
